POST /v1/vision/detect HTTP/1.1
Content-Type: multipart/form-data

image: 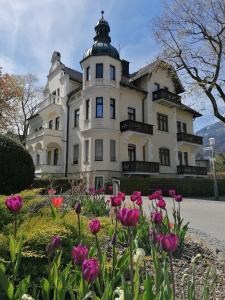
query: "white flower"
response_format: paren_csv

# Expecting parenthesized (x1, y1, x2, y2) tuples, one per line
(191, 253, 202, 264)
(133, 248, 146, 265)
(21, 294, 35, 300)
(114, 287, 125, 300)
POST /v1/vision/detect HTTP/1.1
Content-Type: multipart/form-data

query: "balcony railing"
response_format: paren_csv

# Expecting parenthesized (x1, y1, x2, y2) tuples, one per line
(152, 89, 181, 106)
(177, 132, 203, 145)
(177, 165, 207, 176)
(27, 128, 62, 141)
(37, 96, 61, 110)
(122, 161, 159, 173)
(120, 120, 153, 135)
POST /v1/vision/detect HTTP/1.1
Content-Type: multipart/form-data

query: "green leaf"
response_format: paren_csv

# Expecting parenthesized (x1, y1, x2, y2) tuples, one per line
(14, 276, 30, 299)
(0, 264, 8, 292)
(6, 282, 14, 300)
(9, 236, 16, 263)
(142, 275, 155, 300)
(41, 277, 50, 300)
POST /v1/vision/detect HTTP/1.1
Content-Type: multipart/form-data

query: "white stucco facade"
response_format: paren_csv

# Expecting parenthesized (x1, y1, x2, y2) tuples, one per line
(27, 14, 207, 188)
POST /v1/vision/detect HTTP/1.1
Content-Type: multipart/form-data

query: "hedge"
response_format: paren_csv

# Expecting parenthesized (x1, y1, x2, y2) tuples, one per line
(33, 176, 225, 197)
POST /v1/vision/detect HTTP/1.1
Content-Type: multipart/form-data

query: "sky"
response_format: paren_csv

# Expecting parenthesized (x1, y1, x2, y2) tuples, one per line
(0, 0, 218, 131)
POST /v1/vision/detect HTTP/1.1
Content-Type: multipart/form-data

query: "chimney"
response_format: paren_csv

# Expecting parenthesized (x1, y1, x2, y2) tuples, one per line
(121, 59, 130, 78)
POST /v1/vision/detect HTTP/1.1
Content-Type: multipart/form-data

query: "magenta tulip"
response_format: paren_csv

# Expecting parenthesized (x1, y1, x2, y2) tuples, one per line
(89, 219, 101, 235)
(117, 207, 139, 227)
(72, 244, 88, 266)
(156, 198, 166, 209)
(5, 195, 23, 213)
(110, 195, 122, 207)
(118, 192, 125, 201)
(161, 233, 179, 253)
(151, 211, 163, 225)
(175, 194, 183, 202)
(169, 189, 176, 197)
(47, 235, 62, 255)
(136, 197, 142, 206)
(75, 202, 81, 214)
(82, 258, 100, 282)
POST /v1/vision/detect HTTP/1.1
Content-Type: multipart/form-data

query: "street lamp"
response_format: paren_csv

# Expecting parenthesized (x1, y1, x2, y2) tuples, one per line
(209, 138, 219, 200)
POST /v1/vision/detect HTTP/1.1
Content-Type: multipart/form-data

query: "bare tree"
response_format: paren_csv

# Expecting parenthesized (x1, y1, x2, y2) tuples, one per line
(153, 0, 225, 122)
(0, 68, 21, 132)
(12, 74, 43, 146)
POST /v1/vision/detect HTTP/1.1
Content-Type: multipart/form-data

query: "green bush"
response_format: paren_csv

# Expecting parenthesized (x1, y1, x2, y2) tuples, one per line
(0, 135, 35, 195)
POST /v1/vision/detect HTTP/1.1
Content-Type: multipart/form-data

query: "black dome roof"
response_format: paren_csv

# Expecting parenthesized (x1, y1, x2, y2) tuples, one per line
(83, 12, 120, 61)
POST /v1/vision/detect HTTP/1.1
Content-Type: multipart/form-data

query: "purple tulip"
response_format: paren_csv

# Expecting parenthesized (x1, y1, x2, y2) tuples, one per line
(117, 192, 125, 201)
(169, 189, 176, 197)
(156, 199, 166, 209)
(117, 207, 140, 227)
(72, 244, 88, 266)
(110, 195, 122, 207)
(89, 219, 101, 235)
(5, 195, 23, 213)
(82, 258, 100, 283)
(75, 202, 81, 214)
(136, 197, 142, 206)
(151, 211, 163, 225)
(161, 233, 179, 253)
(175, 194, 183, 202)
(46, 235, 62, 255)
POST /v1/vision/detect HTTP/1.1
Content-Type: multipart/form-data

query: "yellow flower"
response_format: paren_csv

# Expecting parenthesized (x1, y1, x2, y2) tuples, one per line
(133, 248, 146, 265)
(114, 287, 125, 300)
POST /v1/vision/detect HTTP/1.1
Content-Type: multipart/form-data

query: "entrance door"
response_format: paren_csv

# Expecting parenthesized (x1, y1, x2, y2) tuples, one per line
(128, 144, 136, 162)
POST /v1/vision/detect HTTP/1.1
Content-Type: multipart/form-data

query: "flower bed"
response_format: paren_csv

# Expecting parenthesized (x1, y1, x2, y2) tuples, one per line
(0, 183, 222, 299)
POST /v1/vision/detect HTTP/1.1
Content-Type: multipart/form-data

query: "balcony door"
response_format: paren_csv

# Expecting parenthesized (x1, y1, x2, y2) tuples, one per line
(128, 144, 136, 162)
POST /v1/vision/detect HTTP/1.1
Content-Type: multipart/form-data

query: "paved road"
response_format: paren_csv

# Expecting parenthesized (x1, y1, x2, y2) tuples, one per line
(123, 196, 225, 251)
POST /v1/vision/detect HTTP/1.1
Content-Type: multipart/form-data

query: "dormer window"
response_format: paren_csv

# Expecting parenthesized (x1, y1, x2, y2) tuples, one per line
(96, 63, 103, 78)
(110, 65, 116, 80)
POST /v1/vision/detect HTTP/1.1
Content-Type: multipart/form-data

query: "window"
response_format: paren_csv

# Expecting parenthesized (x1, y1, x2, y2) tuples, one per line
(184, 152, 188, 166)
(128, 107, 136, 121)
(110, 140, 116, 161)
(36, 154, 40, 166)
(49, 120, 53, 129)
(143, 145, 146, 162)
(128, 144, 136, 162)
(74, 109, 80, 127)
(86, 99, 90, 120)
(183, 123, 187, 133)
(84, 140, 89, 162)
(47, 150, 51, 165)
(95, 177, 104, 190)
(159, 148, 170, 166)
(110, 65, 116, 80)
(86, 66, 90, 81)
(157, 113, 168, 132)
(178, 151, 183, 166)
(177, 121, 181, 133)
(53, 149, 58, 166)
(110, 98, 116, 119)
(96, 97, 103, 118)
(154, 82, 160, 91)
(55, 117, 60, 130)
(96, 63, 103, 78)
(95, 139, 103, 161)
(73, 144, 79, 164)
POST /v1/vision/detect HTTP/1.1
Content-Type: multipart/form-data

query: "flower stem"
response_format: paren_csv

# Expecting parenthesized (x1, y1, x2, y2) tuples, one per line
(112, 207, 118, 280)
(95, 235, 103, 289)
(169, 253, 176, 300)
(14, 214, 17, 239)
(78, 213, 81, 243)
(128, 227, 134, 300)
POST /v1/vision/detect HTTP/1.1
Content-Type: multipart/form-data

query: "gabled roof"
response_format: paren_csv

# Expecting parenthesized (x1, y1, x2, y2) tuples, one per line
(120, 79, 148, 94)
(130, 60, 185, 94)
(63, 66, 83, 83)
(178, 103, 202, 118)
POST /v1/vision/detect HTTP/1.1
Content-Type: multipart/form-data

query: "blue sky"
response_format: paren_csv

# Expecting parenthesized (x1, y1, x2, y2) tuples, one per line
(0, 0, 218, 130)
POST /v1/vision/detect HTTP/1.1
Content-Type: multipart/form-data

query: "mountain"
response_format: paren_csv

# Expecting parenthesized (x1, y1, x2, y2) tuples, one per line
(196, 121, 225, 155)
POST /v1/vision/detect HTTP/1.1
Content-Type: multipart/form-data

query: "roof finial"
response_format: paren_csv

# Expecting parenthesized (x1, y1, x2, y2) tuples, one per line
(101, 10, 104, 18)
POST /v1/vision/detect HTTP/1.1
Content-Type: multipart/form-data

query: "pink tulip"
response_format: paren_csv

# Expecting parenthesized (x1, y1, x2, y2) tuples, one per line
(117, 207, 140, 227)
(151, 211, 163, 225)
(161, 233, 179, 253)
(136, 197, 142, 206)
(5, 195, 23, 213)
(72, 244, 88, 266)
(156, 199, 166, 209)
(82, 258, 100, 282)
(89, 219, 101, 235)
(118, 192, 125, 201)
(175, 194, 183, 202)
(169, 189, 176, 197)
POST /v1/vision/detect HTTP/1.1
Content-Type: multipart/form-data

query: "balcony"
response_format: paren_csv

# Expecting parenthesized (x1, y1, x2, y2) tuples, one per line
(120, 120, 153, 135)
(35, 164, 64, 174)
(152, 89, 181, 107)
(27, 128, 63, 142)
(177, 132, 203, 145)
(37, 96, 61, 111)
(122, 161, 159, 174)
(177, 165, 207, 176)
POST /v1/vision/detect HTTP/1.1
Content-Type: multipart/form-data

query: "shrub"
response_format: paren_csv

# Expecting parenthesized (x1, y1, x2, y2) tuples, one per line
(0, 135, 35, 195)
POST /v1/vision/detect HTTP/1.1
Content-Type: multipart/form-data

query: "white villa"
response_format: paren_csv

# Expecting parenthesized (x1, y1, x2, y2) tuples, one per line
(27, 12, 207, 188)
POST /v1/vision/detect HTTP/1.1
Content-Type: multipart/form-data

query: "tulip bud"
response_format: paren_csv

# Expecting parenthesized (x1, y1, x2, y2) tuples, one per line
(82, 258, 99, 282)
(161, 233, 179, 253)
(5, 195, 23, 213)
(117, 207, 140, 227)
(151, 211, 163, 225)
(75, 202, 81, 214)
(72, 244, 88, 266)
(89, 219, 101, 235)
(175, 194, 183, 202)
